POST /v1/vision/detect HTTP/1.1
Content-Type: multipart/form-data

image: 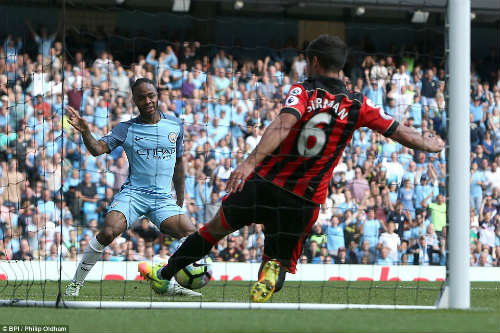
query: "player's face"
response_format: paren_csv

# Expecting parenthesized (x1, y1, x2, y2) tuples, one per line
(133, 83, 158, 117)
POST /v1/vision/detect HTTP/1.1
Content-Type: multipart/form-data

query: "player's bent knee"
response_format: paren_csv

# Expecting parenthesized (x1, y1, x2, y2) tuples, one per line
(205, 214, 231, 240)
(99, 211, 127, 245)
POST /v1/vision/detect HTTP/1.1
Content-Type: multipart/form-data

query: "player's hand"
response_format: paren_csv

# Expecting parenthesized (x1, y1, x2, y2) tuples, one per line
(225, 160, 254, 193)
(424, 132, 445, 153)
(66, 105, 90, 133)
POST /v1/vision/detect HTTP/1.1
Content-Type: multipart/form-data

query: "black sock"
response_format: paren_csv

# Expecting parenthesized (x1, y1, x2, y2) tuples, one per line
(160, 232, 213, 280)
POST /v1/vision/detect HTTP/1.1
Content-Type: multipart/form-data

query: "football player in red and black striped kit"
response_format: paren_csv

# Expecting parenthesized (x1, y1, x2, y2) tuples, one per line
(140, 34, 445, 302)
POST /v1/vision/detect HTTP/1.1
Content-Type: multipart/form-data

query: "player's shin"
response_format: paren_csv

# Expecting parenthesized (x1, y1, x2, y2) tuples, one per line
(72, 236, 106, 283)
(159, 228, 215, 280)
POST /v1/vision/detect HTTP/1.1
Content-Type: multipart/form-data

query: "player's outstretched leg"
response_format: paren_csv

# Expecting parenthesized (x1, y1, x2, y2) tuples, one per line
(140, 210, 231, 293)
(251, 259, 282, 303)
(65, 211, 126, 296)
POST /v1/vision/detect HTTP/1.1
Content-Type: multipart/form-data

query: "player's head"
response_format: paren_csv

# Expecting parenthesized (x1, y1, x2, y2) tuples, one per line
(305, 34, 347, 76)
(132, 78, 158, 116)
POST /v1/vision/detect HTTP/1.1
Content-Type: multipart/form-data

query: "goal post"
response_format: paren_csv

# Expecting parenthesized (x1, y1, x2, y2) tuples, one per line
(445, 0, 471, 310)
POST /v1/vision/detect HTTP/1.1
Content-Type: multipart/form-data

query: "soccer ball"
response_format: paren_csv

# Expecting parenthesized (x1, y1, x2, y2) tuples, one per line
(174, 258, 212, 290)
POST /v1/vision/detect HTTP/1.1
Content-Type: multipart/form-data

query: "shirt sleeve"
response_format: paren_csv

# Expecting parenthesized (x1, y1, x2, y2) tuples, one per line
(357, 96, 399, 137)
(176, 121, 184, 158)
(279, 84, 308, 120)
(100, 122, 129, 152)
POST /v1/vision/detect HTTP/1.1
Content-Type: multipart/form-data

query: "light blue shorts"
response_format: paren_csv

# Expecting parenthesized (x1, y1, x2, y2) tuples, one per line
(107, 189, 183, 227)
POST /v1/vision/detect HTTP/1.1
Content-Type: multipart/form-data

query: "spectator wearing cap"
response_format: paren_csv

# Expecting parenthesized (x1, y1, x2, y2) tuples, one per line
(244, 121, 261, 152)
(362, 69, 384, 109)
(386, 201, 410, 240)
(415, 174, 434, 210)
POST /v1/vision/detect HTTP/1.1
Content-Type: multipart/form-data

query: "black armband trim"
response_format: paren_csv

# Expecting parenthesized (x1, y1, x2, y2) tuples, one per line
(383, 120, 399, 137)
(280, 107, 301, 120)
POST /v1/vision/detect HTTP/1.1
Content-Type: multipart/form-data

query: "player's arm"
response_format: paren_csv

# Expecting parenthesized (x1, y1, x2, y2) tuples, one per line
(173, 157, 185, 207)
(248, 112, 298, 165)
(390, 125, 444, 153)
(358, 97, 444, 153)
(226, 112, 298, 193)
(66, 106, 110, 156)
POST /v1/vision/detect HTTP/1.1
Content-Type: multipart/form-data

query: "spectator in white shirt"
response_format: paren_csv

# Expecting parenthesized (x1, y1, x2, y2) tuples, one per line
(391, 64, 410, 92)
(383, 152, 405, 185)
(378, 221, 401, 263)
(484, 162, 500, 196)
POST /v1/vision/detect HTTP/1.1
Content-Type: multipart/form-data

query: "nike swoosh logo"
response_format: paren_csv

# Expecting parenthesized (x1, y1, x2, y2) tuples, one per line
(135, 137, 144, 141)
(192, 262, 207, 267)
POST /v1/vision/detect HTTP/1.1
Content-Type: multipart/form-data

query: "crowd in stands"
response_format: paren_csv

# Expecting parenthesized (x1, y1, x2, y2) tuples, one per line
(0, 24, 499, 268)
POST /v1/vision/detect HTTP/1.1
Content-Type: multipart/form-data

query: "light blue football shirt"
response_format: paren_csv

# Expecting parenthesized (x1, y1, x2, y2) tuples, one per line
(100, 112, 184, 198)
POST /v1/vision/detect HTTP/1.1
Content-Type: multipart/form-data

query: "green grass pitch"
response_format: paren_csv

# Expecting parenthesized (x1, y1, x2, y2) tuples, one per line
(0, 281, 498, 333)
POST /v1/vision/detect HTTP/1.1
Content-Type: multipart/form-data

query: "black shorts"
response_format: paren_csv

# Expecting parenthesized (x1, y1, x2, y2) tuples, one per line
(220, 174, 319, 273)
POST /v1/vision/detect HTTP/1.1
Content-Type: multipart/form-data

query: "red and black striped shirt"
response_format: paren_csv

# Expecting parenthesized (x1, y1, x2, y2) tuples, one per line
(255, 76, 398, 204)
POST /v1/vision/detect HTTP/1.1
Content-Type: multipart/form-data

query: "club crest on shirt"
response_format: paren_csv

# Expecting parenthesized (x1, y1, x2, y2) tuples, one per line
(285, 95, 299, 106)
(168, 132, 177, 143)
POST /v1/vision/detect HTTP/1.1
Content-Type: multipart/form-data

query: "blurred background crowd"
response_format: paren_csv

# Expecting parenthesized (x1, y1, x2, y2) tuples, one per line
(0, 21, 499, 267)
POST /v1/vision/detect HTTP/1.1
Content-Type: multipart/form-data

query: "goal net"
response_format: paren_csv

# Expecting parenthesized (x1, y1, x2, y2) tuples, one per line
(0, 0, 498, 311)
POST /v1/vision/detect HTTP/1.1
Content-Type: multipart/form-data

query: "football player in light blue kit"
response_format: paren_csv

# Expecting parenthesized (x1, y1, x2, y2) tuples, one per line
(65, 78, 199, 297)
